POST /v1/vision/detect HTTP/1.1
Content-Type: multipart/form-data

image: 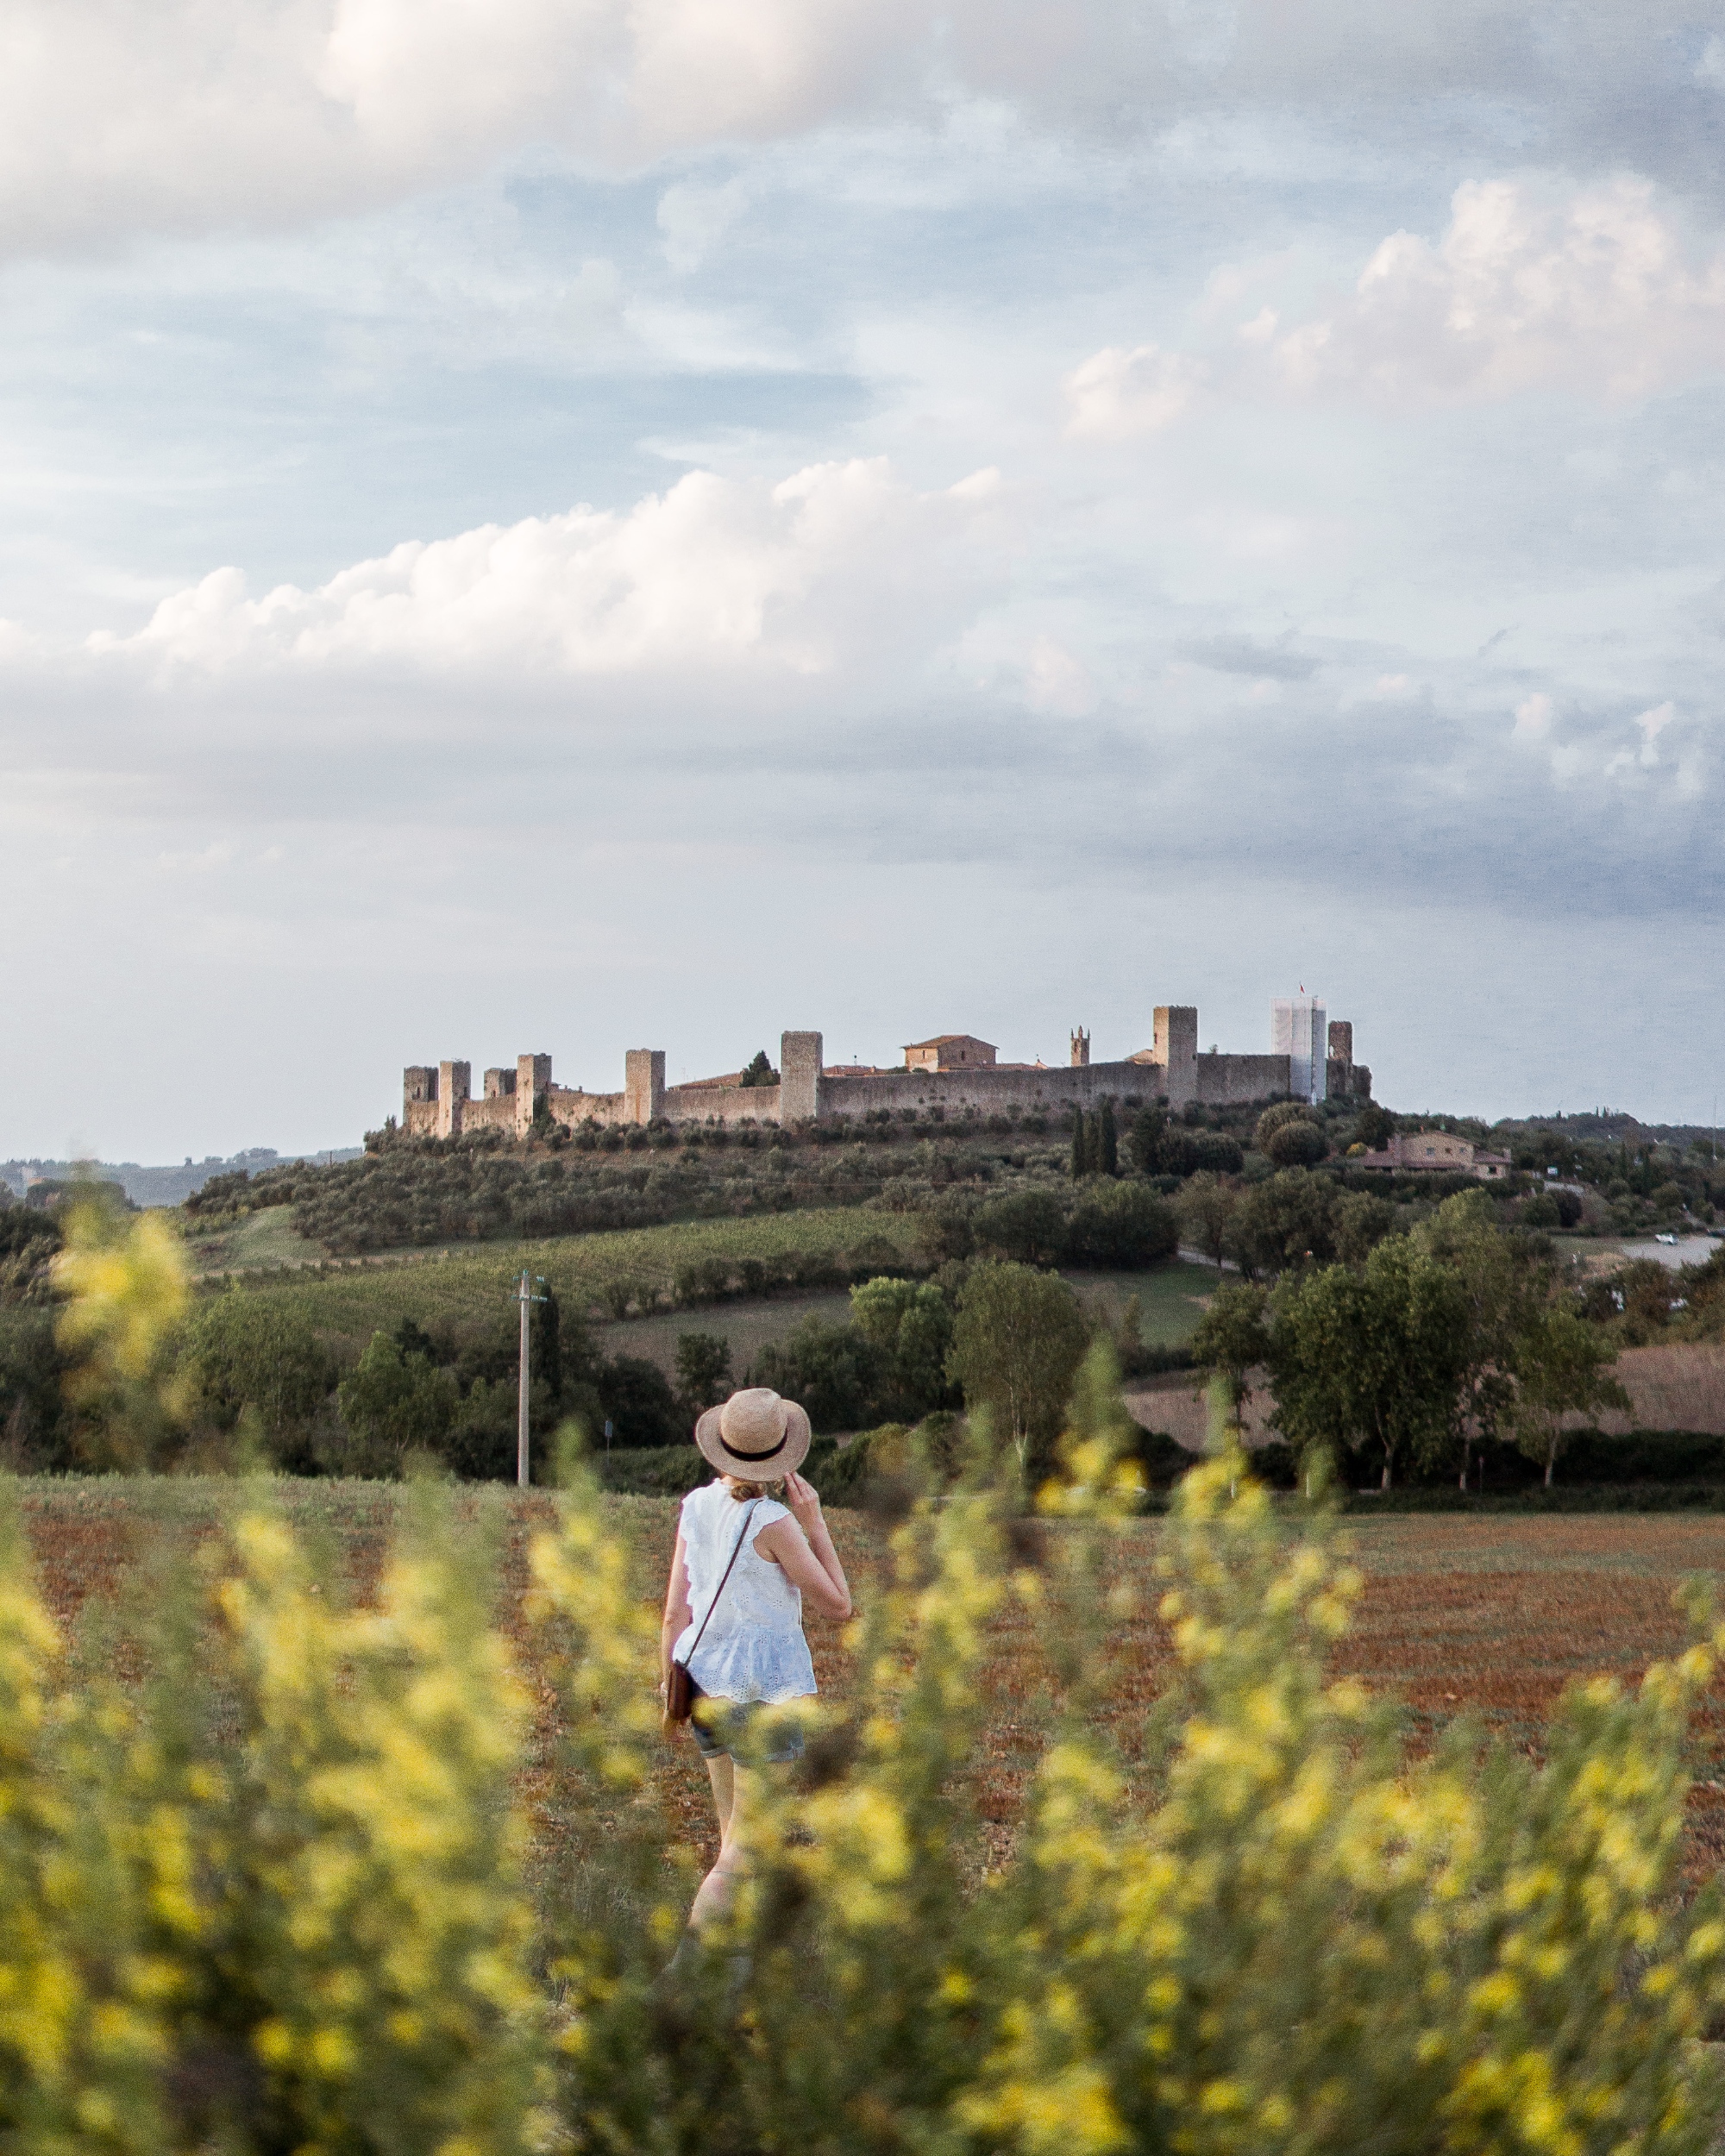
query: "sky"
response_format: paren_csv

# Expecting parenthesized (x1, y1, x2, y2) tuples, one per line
(3, 0, 1723, 1161)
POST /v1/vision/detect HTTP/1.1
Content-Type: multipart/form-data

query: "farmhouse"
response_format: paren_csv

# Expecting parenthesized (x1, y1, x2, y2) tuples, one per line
(1353, 1129, 1512, 1180)
(400, 996, 1371, 1137)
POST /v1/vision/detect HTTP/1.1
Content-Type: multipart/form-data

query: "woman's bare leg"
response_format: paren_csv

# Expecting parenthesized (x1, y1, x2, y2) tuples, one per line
(689, 1758, 775, 1934)
(705, 1751, 736, 1838)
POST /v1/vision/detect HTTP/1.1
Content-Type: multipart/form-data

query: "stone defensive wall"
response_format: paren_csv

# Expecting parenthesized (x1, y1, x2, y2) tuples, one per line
(402, 1008, 1371, 1137)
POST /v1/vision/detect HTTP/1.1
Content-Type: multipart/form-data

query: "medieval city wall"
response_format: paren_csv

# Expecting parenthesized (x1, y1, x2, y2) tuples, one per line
(1192, 1054, 1291, 1107)
(821, 1059, 1165, 1121)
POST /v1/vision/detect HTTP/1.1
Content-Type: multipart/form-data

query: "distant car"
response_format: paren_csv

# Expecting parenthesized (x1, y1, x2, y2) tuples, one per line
(1655, 1232, 1678, 1245)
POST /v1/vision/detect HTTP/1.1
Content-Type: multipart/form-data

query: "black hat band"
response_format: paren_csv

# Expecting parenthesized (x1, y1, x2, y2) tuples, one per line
(720, 1428, 789, 1462)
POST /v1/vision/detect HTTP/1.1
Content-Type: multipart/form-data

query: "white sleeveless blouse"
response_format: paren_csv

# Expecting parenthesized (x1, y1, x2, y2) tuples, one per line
(673, 1481, 818, 1704)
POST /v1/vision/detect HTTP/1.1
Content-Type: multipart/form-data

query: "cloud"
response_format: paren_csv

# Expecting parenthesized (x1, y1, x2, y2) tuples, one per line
(1274, 176, 1725, 404)
(84, 457, 1005, 683)
(5, 1, 1725, 260)
(1063, 342, 1203, 439)
(1071, 174, 1725, 433)
(1181, 634, 1322, 682)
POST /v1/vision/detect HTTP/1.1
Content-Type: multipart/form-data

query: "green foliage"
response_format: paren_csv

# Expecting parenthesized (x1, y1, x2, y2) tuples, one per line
(1230, 1168, 1338, 1278)
(946, 1258, 1088, 1480)
(1176, 1171, 1238, 1272)
(336, 1328, 458, 1471)
(738, 1050, 777, 1088)
(1189, 1281, 1271, 1432)
(970, 1189, 1067, 1268)
(849, 1275, 957, 1420)
(1097, 1096, 1118, 1176)
(181, 1290, 329, 1439)
(750, 1315, 885, 1434)
(1129, 1106, 1243, 1178)
(1063, 1179, 1180, 1268)
(0, 1205, 62, 1307)
(1254, 1100, 1320, 1152)
(1270, 1237, 1471, 1489)
(673, 1330, 733, 1416)
(1514, 1304, 1634, 1487)
(1263, 1116, 1327, 1168)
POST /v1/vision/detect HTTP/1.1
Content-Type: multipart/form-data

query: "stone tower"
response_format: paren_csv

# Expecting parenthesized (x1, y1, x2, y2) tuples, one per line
(436, 1060, 471, 1139)
(624, 1050, 666, 1125)
(1152, 1006, 1199, 1106)
(1070, 1026, 1090, 1067)
(779, 1031, 825, 1123)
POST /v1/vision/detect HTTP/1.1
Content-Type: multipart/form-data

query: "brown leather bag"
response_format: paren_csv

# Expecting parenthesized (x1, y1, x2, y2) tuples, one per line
(665, 1500, 760, 1726)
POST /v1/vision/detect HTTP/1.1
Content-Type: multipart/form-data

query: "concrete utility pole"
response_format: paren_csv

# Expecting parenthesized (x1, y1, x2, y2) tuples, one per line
(514, 1270, 548, 1489)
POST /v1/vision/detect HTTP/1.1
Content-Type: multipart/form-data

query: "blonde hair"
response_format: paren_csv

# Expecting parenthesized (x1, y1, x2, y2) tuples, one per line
(723, 1474, 786, 1502)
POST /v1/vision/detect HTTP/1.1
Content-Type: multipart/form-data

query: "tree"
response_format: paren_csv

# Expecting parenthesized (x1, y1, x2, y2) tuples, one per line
(1331, 1190, 1397, 1268)
(1263, 1119, 1327, 1169)
(182, 1292, 329, 1441)
(1189, 1282, 1270, 1438)
(850, 1277, 957, 1419)
(1255, 1101, 1318, 1153)
(1097, 1098, 1119, 1176)
(1176, 1173, 1239, 1276)
(946, 1260, 1088, 1483)
(1512, 1306, 1631, 1487)
(674, 1331, 733, 1417)
(750, 1318, 883, 1434)
(970, 1190, 1067, 1269)
(1414, 1191, 1544, 1489)
(739, 1050, 777, 1088)
(595, 1354, 682, 1448)
(336, 1330, 457, 1472)
(1352, 1101, 1394, 1150)
(1063, 1181, 1179, 1269)
(1070, 1112, 1089, 1180)
(1270, 1238, 1469, 1489)
(1230, 1170, 1336, 1279)
(1128, 1105, 1168, 1177)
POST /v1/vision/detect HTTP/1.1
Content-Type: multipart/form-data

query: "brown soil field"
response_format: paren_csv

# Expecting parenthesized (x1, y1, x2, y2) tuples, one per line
(13, 1485, 1725, 1877)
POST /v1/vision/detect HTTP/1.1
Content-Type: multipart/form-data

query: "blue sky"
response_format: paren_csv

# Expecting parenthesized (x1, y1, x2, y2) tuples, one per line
(2, 1, 1722, 1158)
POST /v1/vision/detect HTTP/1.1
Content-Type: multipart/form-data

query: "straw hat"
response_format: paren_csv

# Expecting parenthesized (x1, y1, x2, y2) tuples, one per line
(694, 1387, 812, 1481)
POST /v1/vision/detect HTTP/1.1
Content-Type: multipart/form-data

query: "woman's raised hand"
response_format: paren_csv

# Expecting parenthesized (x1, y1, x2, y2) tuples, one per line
(783, 1469, 824, 1533)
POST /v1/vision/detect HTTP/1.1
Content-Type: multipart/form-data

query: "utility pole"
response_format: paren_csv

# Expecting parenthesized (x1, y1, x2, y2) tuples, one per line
(514, 1270, 548, 1489)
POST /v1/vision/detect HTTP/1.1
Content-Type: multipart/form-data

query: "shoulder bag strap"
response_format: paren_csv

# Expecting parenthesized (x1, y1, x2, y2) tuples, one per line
(674, 1499, 762, 1672)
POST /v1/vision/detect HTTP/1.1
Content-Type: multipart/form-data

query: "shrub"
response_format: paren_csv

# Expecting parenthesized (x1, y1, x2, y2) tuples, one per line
(1264, 1116, 1327, 1168)
(970, 1189, 1066, 1268)
(1063, 1180, 1179, 1269)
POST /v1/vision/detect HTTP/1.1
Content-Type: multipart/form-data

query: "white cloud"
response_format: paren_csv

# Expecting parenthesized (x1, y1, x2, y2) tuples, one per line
(1513, 691, 1554, 740)
(1063, 342, 1203, 438)
(84, 457, 1005, 680)
(1271, 176, 1725, 404)
(1071, 173, 1725, 433)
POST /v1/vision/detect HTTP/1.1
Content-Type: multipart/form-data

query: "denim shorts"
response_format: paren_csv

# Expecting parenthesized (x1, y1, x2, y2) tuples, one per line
(688, 1683, 806, 1765)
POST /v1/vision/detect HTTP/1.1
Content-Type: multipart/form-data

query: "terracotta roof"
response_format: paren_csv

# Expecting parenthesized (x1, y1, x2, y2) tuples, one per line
(902, 1033, 998, 1050)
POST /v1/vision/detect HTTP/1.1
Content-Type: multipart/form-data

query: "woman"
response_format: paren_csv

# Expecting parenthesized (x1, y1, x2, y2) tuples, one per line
(660, 1387, 852, 1942)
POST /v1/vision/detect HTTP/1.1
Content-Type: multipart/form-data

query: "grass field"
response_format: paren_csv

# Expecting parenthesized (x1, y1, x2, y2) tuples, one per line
(185, 1205, 326, 1275)
(15, 1477, 1725, 1876)
(195, 1209, 930, 1351)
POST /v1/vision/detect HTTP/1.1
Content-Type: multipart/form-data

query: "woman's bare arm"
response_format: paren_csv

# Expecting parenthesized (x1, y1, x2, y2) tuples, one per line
(661, 1526, 693, 1689)
(754, 1470, 851, 1620)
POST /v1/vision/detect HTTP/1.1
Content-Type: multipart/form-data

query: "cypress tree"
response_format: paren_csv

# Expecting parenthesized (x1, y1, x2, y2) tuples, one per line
(1099, 1098, 1118, 1177)
(1071, 1112, 1088, 1179)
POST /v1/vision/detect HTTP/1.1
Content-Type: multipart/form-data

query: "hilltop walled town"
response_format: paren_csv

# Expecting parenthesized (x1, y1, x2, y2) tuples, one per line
(400, 996, 1373, 1139)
